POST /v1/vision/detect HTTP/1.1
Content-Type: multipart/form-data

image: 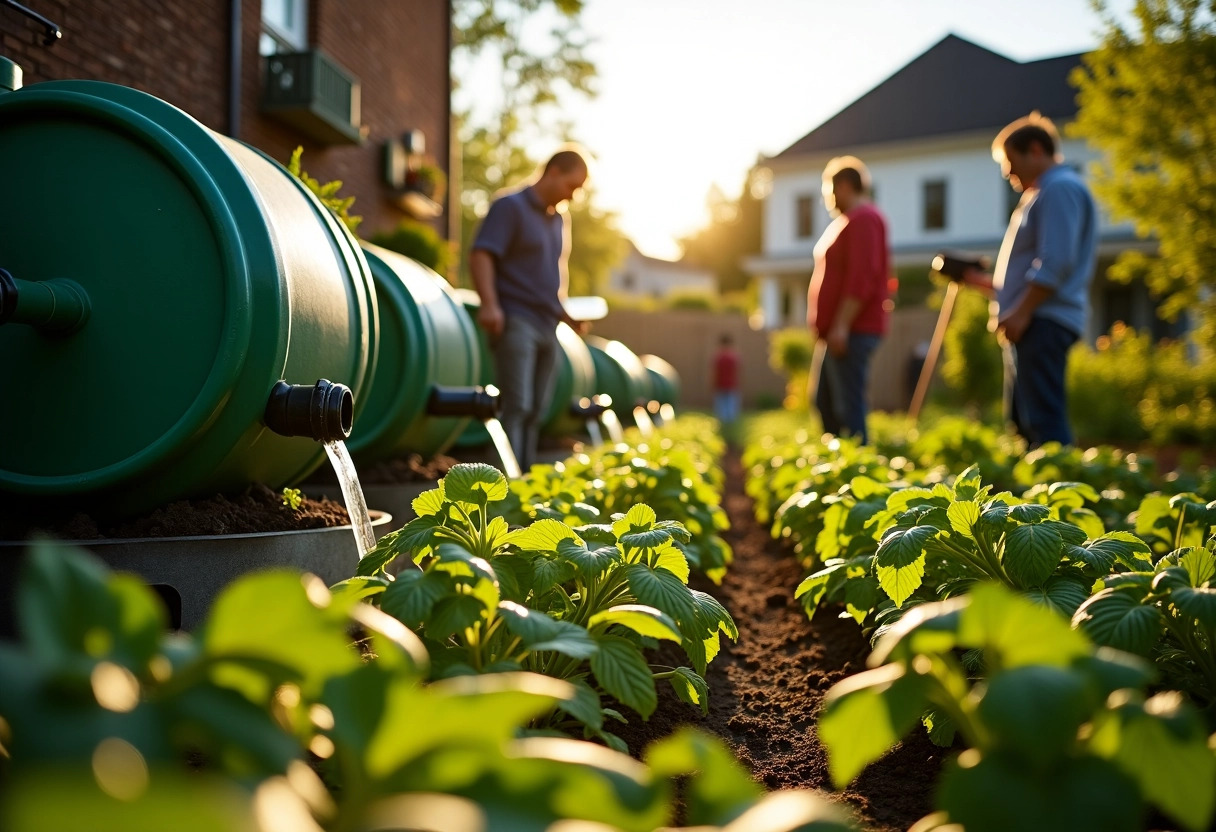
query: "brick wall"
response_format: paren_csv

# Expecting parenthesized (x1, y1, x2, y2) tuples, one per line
(1, 0, 450, 239)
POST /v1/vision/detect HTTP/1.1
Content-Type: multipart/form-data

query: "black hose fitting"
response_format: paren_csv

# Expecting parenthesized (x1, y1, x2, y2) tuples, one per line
(264, 378, 353, 442)
(569, 394, 610, 419)
(426, 385, 499, 421)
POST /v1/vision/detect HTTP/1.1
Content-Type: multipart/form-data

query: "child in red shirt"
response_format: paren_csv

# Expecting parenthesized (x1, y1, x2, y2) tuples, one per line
(713, 334, 741, 425)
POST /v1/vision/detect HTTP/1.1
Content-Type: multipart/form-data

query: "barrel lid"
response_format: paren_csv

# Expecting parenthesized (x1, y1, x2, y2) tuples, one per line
(0, 81, 268, 491)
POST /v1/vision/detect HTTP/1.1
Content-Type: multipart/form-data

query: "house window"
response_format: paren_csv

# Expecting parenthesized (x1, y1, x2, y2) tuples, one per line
(922, 180, 947, 230)
(261, 0, 308, 55)
(795, 195, 814, 239)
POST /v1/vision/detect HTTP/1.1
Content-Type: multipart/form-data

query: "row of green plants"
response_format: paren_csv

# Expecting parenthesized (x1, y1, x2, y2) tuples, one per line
(0, 541, 851, 831)
(2, 415, 828, 830)
(744, 414, 1216, 830)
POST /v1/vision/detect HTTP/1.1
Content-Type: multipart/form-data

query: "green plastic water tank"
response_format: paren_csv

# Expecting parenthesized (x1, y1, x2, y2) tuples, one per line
(584, 336, 654, 422)
(640, 354, 680, 407)
(0, 80, 378, 518)
(347, 244, 481, 460)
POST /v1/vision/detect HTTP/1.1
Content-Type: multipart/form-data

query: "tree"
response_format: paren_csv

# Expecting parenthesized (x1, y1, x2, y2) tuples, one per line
(1069, 0, 1216, 347)
(677, 163, 767, 295)
(453, 0, 628, 289)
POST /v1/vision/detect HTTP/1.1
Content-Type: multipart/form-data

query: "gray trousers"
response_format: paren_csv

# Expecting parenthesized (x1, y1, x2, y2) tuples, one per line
(493, 314, 559, 470)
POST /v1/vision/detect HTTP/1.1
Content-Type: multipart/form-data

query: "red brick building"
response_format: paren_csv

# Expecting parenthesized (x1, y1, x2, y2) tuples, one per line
(1, 0, 452, 239)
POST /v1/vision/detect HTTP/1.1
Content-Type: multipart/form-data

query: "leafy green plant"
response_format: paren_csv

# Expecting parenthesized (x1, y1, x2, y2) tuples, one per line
(821, 582, 1216, 832)
(287, 146, 362, 234)
(1074, 534, 1216, 710)
(367, 218, 451, 273)
(350, 463, 736, 748)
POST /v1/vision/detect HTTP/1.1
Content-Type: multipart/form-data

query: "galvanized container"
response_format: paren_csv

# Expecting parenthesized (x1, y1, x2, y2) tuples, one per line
(0, 80, 378, 518)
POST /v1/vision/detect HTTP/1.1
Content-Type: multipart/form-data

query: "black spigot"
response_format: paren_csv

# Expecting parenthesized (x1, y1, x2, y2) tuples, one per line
(2, 1, 62, 46)
(264, 379, 353, 442)
(426, 385, 499, 421)
(569, 394, 610, 419)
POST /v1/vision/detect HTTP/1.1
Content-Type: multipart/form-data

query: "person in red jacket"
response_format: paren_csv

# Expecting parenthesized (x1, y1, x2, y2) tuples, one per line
(806, 156, 890, 445)
(712, 333, 741, 425)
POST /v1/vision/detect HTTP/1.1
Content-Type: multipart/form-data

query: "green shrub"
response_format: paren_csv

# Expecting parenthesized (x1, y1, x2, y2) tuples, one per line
(768, 328, 816, 411)
(368, 218, 452, 274)
(936, 286, 1003, 410)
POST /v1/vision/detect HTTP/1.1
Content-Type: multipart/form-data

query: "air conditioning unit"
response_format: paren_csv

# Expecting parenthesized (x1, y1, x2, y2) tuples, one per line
(262, 50, 364, 145)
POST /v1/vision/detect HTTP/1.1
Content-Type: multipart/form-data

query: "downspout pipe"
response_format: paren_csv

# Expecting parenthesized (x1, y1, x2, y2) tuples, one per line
(227, 0, 241, 137)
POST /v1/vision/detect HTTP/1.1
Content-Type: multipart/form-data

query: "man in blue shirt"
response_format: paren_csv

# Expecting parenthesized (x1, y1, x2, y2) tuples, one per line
(964, 113, 1097, 447)
(469, 149, 588, 469)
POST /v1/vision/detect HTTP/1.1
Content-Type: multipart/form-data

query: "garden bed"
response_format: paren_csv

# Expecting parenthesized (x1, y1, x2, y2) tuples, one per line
(612, 446, 943, 831)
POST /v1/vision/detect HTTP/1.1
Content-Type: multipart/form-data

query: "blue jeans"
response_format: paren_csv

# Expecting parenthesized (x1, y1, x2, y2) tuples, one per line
(815, 333, 881, 445)
(493, 314, 559, 469)
(1004, 317, 1078, 448)
(714, 390, 741, 425)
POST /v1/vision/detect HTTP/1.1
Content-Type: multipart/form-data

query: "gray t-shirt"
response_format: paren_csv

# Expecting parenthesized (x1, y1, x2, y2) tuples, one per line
(992, 164, 1097, 337)
(471, 186, 568, 329)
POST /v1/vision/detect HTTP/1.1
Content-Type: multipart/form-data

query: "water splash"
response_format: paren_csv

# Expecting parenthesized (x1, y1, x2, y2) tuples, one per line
(633, 406, 655, 438)
(482, 417, 522, 479)
(601, 409, 625, 443)
(584, 418, 603, 446)
(323, 440, 377, 558)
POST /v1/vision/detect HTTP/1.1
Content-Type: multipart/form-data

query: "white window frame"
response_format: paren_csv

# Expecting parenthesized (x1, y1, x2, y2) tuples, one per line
(261, 0, 309, 55)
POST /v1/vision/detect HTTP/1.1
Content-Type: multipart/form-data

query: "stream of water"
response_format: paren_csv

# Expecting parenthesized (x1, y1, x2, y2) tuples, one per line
(584, 418, 603, 446)
(633, 406, 655, 438)
(601, 409, 625, 443)
(482, 417, 522, 479)
(323, 440, 378, 559)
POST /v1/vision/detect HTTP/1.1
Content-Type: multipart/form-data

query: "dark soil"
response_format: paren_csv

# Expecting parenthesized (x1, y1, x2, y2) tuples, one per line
(305, 451, 460, 486)
(611, 446, 945, 832)
(4, 483, 352, 541)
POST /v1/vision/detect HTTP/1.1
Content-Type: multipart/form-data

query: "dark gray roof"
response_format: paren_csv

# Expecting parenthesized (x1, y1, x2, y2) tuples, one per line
(773, 34, 1084, 159)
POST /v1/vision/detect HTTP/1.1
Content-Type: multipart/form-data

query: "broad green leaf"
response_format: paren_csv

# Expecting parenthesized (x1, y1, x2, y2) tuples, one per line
(959, 583, 1090, 669)
(1023, 576, 1090, 618)
(497, 601, 598, 659)
(507, 519, 578, 552)
(412, 485, 446, 517)
(356, 531, 406, 576)
(1002, 523, 1064, 589)
(875, 525, 935, 607)
(869, 596, 966, 666)
(388, 513, 443, 563)
(645, 727, 767, 827)
(850, 476, 890, 501)
(1153, 569, 1216, 627)
(626, 563, 696, 622)
(947, 501, 981, 537)
(589, 605, 681, 642)
(590, 635, 657, 719)
(555, 677, 603, 730)
(1178, 546, 1216, 587)
(1047, 481, 1102, 506)
(426, 595, 484, 640)
(886, 487, 938, 513)
(555, 538, 620, 581)
(1110, 693, 1216, 832)
(654, 519, 692, 543)
(532, 555, 577, 594)
(922, 707, 957, 747)
(619, 528, 673, 550)
(1042, 520, 1088, 547)
(328, 575, 389, 606)
(977, 665, 1091, 768)
(1135, 494, 1173, 537)
(573, 523, 618, 544)
(482, 516, 511, 552)
(1008, 503, 1051, 524)
(380, 570, 450, 628)
(820, 664, 929, 788)
(443, 463, 508, 504)
(939, 750, 1141, 832)
(689, 589, 738, 641)
(795, 565, 840, 612)
(612, 504, 658, 538)
(666, 667, 710, 714)
(431, 543, 497, 584)
(843, 574, 880, 624)
(653, 543, 691, 584)
(1072, 589, 1164, 656)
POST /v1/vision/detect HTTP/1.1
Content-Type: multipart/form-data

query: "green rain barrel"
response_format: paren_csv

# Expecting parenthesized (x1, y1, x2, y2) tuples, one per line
(640, 354, 680, 407)
(0, 80, 378, 518)
(584, 336, 654, 422)
(453, 292, 596, 446)
(347, 244, 481, 461)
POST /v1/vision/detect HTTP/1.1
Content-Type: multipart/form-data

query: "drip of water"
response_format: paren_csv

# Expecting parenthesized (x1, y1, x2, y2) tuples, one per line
(584, 417, 603, 446)
(633, 406, 655, 437)
(323, 440, 378, 559)
(601, 409, 625, 443)
(482, 417, 522, 479)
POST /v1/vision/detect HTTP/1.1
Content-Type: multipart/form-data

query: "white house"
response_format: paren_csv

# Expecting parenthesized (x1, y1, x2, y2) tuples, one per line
(606, 242, 717, 300)
(747, 34, 1161, 342)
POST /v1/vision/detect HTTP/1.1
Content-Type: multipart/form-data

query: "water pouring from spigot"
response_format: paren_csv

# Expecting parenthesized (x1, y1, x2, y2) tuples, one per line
(598, 395, 625, 444)
(633, 403, 655, 438)
(426, 384, 522, 479)
(571, 395, 609, 446)
(264, 379, 379, 560)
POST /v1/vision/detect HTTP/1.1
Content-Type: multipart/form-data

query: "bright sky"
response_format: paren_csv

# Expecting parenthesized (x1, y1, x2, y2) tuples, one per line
(459, 0, 1133, 260)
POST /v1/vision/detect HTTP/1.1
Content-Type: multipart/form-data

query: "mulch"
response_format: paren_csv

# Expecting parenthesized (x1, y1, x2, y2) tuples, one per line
(610, 445, 945, 832)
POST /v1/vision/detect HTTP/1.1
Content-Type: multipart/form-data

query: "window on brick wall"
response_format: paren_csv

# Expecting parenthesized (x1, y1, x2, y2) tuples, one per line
(261, 0, 309, 55)
(795, 195, 814, 239)
(923, 179, 947, 231)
